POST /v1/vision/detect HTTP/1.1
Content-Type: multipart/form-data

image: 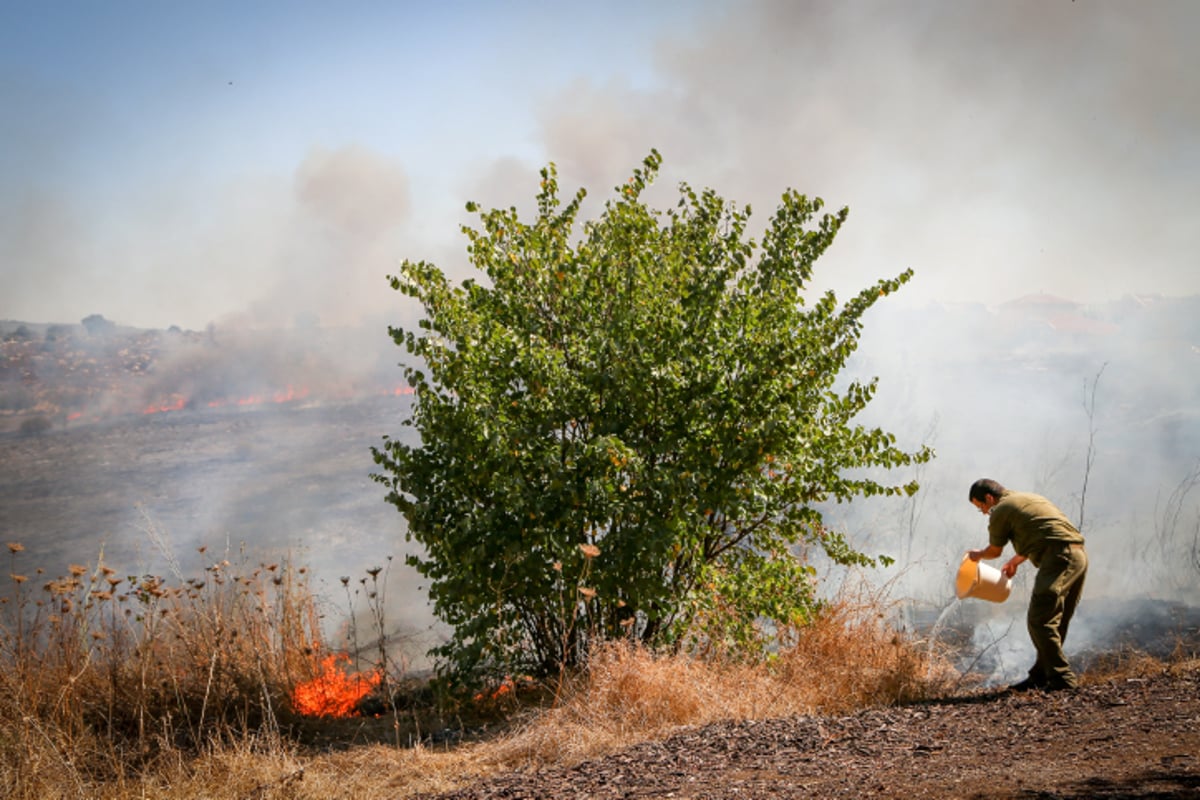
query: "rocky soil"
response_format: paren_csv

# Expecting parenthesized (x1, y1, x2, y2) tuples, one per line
(417, 663, 1200, 799)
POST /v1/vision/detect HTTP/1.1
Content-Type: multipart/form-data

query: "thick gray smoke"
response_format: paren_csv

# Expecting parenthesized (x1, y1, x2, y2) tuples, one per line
(521, 0, 1199, 309)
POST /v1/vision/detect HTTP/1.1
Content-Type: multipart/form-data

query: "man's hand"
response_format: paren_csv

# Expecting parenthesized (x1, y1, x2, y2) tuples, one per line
(1001, 555, 1026, 579)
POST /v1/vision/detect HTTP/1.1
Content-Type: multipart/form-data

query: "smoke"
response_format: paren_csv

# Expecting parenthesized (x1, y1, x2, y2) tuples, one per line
(821, 291, 1200, 684)
(1, 144, 415, 334)
(526, 0, 1199, 307)
(4, 1, 1198, 324)
(251, 146, 412, 329)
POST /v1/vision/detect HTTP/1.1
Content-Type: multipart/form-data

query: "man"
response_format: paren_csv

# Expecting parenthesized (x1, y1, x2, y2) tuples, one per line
(967, 478, 1088, 692)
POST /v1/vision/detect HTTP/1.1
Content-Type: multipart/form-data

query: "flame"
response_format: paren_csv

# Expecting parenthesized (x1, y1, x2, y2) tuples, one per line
(291, 654, 381, 717)
(272, 384, 308, 403)
(138, 386, 315, 414)
(143, 394, 187, 414)
(472, 674, 534, 704)
(67, 381, 410, 425)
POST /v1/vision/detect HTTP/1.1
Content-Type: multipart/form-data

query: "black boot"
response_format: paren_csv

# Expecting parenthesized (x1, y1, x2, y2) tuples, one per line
(1007, 667, 1047, 692)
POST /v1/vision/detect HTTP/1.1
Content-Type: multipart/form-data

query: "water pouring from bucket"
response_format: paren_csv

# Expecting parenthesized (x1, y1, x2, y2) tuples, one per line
(955, 552, 1012, 602)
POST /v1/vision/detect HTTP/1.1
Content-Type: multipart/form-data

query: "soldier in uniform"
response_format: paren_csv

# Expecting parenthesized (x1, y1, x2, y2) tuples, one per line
(966, 478, 1088, 692)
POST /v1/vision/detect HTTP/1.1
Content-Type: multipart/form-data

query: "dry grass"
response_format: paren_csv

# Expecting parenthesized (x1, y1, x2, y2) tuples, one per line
(484, 594, 956, 773)
(1079, 641, 1200, 686)
(0, 541, 333, 798)
(0, 546, 994, 800)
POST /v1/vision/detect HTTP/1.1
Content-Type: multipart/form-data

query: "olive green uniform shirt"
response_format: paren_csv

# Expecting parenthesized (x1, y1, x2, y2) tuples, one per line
(988, 491, 1084, 567)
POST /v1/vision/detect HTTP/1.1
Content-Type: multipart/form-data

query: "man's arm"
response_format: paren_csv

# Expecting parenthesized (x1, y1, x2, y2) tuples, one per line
(967, 544, 1003, 562)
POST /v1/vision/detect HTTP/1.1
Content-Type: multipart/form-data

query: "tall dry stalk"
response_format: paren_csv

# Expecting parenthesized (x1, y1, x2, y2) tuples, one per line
(0, 540, 330, 798)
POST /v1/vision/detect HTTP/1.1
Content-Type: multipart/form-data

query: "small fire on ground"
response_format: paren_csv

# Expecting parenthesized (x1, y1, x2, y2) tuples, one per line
(292, 654, 382, 718)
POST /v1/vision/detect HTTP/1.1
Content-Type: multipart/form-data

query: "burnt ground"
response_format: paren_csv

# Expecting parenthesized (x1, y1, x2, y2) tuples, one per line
(417, 663, 1200, 800)
(0, 396, 417, 577)
(0, 393, 445, 658)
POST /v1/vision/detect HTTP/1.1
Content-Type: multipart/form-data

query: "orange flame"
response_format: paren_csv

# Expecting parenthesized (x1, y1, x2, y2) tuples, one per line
(206, 386, 312, 409)
(69, 381, 408, 426)
(291, 654, 381, 717)
(143, 394, 187, 414)
(472, 674, 534, 704)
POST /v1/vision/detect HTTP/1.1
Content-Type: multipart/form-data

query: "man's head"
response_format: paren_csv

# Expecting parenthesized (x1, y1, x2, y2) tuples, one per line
(969, 478, 1007, 515)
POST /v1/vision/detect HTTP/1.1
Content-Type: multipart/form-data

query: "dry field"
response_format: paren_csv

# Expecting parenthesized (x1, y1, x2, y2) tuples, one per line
(0, 563, 958, 800)
(5, 535, 1199, 800)
(4, 324, 1200, 799)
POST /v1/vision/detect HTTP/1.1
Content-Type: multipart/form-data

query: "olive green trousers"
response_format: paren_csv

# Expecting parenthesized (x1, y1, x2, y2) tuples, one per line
(1027, 543, 1088, 689)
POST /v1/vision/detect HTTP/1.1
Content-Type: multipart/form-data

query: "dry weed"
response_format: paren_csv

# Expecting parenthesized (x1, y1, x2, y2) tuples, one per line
(0, 544, 336, 799)
(480, 594, 953, 773)
(1080, 645, 1174, 684)
(0, 546, 971, 800)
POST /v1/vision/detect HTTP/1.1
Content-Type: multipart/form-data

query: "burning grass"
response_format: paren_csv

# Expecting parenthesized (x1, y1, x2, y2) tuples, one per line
(19, 542, 1177, 800)
(291, 654, 382, 717)
(0, 541, 385, 797)
(0, 542, 963, 799)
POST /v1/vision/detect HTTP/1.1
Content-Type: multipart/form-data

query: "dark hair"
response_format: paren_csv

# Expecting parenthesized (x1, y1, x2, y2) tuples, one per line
(969, 478, 1007, 503)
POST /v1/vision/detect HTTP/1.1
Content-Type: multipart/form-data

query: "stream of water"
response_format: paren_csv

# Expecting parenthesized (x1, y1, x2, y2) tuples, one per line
(925, 596, 962, 661)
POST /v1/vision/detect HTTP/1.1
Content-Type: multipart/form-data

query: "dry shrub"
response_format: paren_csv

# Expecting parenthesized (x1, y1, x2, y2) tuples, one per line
(771, 596, 955, 714)
(483, 592, 952, 772)
(1079, 645, 1171, 684)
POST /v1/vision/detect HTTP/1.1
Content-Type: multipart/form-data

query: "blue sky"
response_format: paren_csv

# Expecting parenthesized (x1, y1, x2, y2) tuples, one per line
(2, 0, 1198, 330)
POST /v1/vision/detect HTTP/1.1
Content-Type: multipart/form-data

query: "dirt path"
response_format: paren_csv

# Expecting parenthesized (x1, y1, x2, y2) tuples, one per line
(416, 663, 1200, 799)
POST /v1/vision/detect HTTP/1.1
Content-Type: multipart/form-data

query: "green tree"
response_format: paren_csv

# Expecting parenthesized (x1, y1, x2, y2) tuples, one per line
(372, 151, 931, 683)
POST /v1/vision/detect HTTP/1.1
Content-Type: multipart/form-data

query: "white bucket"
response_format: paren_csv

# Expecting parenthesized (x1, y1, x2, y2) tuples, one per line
(955, 553, 1012, 602)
